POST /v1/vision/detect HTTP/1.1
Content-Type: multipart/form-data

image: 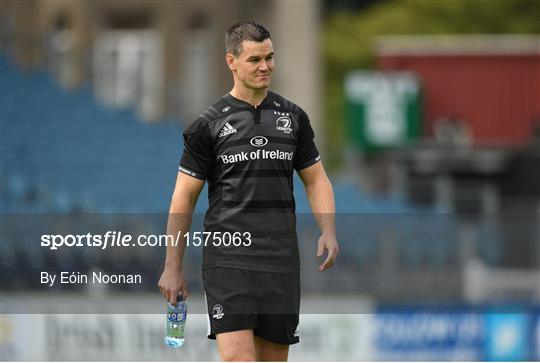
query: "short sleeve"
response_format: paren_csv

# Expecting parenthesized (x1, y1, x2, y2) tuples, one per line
(179, 121, 215, 180)
(294, 109, 320, 171)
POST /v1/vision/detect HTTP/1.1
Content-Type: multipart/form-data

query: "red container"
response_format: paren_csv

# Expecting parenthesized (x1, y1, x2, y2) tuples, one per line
(376, 36, 540, 146)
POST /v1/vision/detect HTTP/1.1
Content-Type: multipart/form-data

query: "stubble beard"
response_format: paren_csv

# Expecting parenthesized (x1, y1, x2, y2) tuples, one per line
(249, 75, 272, 90)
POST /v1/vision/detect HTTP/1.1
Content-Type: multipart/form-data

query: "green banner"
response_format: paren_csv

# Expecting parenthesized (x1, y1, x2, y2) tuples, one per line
(344, 71, 422, 152)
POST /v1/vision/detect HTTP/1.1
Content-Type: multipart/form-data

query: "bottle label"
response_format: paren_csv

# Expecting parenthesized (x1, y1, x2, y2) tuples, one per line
(167, 305, 186, 322)
(168, 311, 179, 322)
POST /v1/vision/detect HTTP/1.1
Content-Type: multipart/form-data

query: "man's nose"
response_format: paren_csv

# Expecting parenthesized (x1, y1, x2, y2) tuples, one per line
(259, 61, 269, 71)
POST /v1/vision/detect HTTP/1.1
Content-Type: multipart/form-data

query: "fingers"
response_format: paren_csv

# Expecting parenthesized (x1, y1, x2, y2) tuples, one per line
(318, 244, 339, 271)
(319, 249, 335, 271)
(160, 286, 188, 304)
(158, 283, 180, 304)
(317, 240, 324, 257)
(170, 291, 177, 305)
(158, 270, 189, 304)
(158, 285, 169, 301)
(169, 286, 190, 304)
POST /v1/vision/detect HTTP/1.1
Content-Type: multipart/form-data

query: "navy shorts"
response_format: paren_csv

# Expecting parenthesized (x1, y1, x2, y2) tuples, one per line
(203, 267, 300, 345)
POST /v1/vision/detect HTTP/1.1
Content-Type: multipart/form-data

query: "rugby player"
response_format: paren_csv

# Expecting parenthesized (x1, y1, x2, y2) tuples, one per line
(158, 21, 338, 361)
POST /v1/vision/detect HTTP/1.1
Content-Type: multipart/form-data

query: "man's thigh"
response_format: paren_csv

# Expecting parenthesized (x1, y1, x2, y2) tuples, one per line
(216, 329, 256, 361)
(254, 335, 289, 362)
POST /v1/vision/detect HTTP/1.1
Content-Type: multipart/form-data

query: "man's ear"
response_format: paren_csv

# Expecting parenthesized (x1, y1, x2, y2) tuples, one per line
(225, 53, 236, 71)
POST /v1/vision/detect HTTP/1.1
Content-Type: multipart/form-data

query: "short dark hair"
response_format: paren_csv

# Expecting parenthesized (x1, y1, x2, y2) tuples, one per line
(225, 21, 271, 57)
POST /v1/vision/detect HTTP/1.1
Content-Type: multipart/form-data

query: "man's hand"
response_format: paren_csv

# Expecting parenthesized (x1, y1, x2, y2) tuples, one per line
(317, 233, 339, 271)
(158, 268, 189, 304)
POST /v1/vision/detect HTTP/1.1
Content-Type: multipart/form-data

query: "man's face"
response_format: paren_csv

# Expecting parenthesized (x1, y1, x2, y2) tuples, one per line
(227, 38, 274, 90)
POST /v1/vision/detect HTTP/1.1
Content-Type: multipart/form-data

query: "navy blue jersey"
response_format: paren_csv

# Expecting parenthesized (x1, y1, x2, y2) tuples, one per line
(179, 91, 320, 273)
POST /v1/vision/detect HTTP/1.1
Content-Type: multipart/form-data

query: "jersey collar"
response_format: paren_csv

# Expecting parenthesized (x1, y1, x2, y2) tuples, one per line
(223, 91, 275, 110)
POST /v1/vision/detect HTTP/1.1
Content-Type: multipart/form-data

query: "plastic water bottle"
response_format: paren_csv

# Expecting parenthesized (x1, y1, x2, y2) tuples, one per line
(164, 293, 187, 347)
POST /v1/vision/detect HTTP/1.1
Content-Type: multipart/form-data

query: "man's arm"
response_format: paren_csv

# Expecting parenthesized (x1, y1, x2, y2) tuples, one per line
(298, 162, 339, 271)
(158, 172, 205, 304)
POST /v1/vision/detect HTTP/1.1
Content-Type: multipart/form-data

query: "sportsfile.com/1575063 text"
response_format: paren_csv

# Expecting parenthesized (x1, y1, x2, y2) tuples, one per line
(40, 231, 252, 251)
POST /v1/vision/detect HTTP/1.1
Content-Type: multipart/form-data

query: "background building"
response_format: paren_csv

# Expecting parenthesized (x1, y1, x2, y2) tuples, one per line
(1, 0, 321, 132)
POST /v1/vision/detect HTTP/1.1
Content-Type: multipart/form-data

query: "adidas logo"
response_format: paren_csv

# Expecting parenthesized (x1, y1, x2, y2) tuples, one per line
(218, 122, 237, 138)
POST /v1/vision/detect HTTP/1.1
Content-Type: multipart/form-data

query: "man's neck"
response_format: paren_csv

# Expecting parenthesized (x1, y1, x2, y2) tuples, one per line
(230, 86, 268, 108)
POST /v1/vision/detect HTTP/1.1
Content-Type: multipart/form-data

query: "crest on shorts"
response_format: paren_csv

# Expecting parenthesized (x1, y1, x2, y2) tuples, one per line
(212, 304, 224, 319)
